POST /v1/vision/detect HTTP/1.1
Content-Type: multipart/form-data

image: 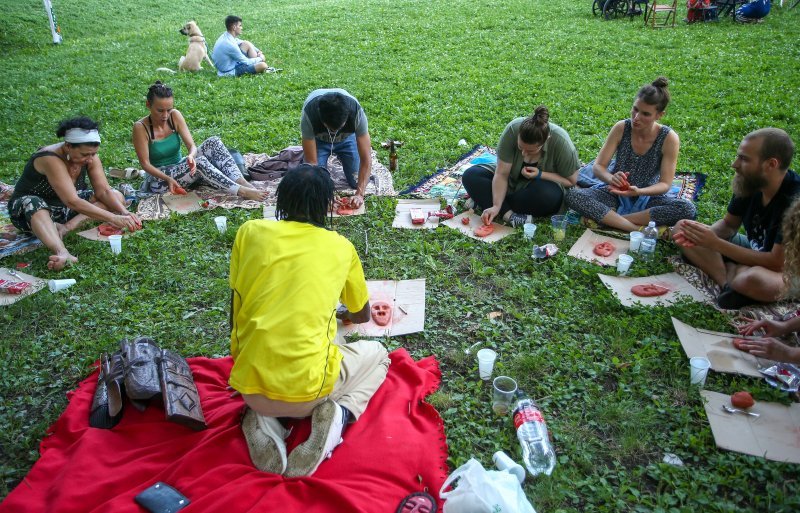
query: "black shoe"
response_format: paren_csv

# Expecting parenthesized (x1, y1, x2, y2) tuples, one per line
(716, 285, 760, 310)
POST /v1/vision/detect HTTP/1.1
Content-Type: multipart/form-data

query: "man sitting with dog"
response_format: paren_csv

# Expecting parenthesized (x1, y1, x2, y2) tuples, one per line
(301, 89, 373, 208)
(211, 15, 269, 77)
(230, 164, 390, 476)
(672, 128, 798, 309)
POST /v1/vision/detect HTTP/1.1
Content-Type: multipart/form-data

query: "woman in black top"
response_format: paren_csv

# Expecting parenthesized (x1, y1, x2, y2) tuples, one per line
(8, 117, 141, 270)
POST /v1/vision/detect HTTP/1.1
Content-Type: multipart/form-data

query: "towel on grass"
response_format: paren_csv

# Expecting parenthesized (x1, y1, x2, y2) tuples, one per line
(0, 349, 447, 513)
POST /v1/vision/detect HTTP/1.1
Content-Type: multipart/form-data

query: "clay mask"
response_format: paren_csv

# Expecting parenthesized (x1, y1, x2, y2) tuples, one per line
(371, 301, 393, 326)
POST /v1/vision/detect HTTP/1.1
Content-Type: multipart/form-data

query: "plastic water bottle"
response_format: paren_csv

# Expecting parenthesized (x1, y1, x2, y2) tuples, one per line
(640, 221, 658, 260)
(513, 392, 556, 476)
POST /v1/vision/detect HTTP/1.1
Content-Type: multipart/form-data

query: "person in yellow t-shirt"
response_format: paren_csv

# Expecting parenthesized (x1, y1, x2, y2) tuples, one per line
(229, 164, 390, 478)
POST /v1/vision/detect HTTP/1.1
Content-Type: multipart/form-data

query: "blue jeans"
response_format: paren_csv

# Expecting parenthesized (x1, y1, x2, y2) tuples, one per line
(316, 134, 359, 188)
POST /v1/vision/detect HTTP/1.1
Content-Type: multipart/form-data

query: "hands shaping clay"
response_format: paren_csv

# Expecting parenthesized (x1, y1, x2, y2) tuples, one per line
(631, 284, 669, 297)
(98, 223, 124, 236)
(593, 241, 616, 257)
(337, 197, 357, 216)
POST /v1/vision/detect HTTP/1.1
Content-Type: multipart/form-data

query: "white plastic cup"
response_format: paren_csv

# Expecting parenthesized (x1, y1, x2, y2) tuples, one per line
(48, 278, 76, 293)
(214, 216, 227, 234)
(617, 254, 634, 274)
(523, 223, 537, 240)
(492, 376, 518, 416)
(476, 348, 497, 381)
(629, 231, 643, 252)
(108, 234, 122, 255)
(427, 215, 440, 226)
(689, 356, 711, 386)
(493, 451, 526, 484)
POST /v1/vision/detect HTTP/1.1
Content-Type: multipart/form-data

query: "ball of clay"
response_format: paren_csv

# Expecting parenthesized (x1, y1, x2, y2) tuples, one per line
(732, 338, 748, 351)
(461, 217, 470, 225)
(593, 241, 616, 257)
(731, 391, 755, 409)
(173, 186, 188, 195)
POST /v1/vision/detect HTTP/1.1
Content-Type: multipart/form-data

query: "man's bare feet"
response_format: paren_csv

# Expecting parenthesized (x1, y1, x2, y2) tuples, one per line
(47, 253, 78, 271)
(239, 188, 268, 201)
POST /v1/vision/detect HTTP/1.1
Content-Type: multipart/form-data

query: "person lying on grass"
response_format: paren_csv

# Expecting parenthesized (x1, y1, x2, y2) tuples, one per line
(228, 164, 390, 477)
(672, 128, 798, 309)
(565, 76, 696, 233)
(7, 116, 141, 270)
(133, 81, 267, 201)
(461, 104, 580, 228)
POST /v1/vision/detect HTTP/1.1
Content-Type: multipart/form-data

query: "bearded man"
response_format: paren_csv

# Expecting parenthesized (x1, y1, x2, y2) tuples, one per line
(672, 128, 798, 309)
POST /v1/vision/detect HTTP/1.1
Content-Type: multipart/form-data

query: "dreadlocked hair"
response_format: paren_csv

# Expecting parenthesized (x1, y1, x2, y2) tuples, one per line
(781, 197, 800, 297)
(275, 164, 334, 228)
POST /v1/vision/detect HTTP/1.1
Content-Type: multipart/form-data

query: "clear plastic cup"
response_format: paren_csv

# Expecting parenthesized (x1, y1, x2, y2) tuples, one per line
(551, 215, 567, 241)
(476, 348, 497, 380)
(492, 376, 518, 416)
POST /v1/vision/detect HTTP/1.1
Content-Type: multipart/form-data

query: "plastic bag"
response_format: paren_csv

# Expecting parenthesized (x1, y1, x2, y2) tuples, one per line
(440, 458, 536, 513)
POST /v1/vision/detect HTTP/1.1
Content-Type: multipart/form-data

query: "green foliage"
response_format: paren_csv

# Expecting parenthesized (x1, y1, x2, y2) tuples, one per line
(2, 0, 800, 510)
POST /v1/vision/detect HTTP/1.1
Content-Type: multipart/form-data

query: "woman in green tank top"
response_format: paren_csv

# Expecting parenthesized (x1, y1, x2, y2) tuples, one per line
(132, 81, 267, 201)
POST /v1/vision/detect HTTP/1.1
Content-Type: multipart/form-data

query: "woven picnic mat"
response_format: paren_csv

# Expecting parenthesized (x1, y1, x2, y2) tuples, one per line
(401, 145, 705, 203)
(0, 183, 42, 259)
(669, 254, 800, 341)
(138, 149, 395, 221)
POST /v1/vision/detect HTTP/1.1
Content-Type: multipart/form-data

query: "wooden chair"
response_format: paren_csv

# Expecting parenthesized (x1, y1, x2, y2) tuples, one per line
(644, 0, 678, 27)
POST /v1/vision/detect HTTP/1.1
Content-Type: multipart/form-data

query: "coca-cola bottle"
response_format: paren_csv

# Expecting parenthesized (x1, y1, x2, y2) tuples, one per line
(513, 392, 556, 476)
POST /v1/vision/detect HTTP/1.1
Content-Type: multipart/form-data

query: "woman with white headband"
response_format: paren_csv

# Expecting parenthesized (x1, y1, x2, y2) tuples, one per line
(133, 81, 267, 201)
(7, 117, 142, 271)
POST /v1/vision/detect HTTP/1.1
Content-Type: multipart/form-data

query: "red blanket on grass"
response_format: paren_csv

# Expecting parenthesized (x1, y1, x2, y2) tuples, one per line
(1, 349, 447, 513)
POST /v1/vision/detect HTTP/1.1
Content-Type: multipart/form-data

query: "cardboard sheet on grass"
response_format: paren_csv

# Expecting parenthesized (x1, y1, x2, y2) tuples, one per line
(0, 267, 46, 306)
(671, 317, 777, 377)
(76, 225, 139, 242)
(392, 199, 441, 230)
(339, 279, 425, 337)
(262, 203, 365, 220)
(442, 212, 514, 243)
(568, 228, 630, 266)
(700, 390, 800, 463)
(598, 272, 707, 307)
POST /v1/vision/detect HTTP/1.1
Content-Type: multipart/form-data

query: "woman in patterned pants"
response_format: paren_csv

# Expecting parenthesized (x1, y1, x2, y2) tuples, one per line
(133, 81, 267, 201)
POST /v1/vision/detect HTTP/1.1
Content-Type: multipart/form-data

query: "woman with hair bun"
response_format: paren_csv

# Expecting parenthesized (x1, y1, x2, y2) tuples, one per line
(132, 81, 267, 201)
(7, 116, 142, 270)
(461, 105, 581, 227)
(565, 77, 696, 232)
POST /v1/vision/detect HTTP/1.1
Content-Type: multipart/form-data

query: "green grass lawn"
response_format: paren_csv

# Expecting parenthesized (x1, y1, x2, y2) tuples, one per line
(2, 0, 800, 510)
